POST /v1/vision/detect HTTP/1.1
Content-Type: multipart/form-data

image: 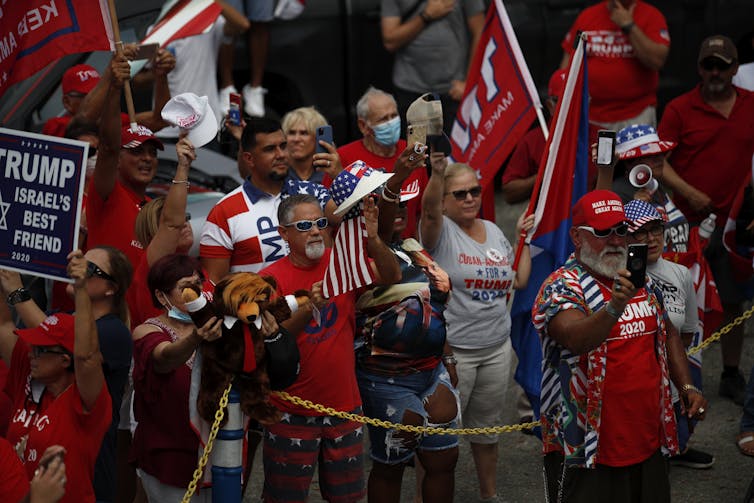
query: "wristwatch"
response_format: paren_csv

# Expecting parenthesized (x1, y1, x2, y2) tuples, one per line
(7, 288, 31, 306)
(442, 354, 457, 366)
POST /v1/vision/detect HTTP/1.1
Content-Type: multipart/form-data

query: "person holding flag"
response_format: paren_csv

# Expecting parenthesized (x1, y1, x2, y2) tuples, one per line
(533, 190, 707, 502)
(420, 152, 533, 502)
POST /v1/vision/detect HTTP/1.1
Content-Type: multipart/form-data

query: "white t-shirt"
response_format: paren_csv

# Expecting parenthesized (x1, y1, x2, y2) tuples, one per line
(647, 257, 697, 334)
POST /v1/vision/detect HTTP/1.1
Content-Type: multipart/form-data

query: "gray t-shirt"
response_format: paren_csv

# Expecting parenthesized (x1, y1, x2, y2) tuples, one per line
(381, 0, 484, 94)
(647, 257, 697, 334)
(425, 216, 514, 349)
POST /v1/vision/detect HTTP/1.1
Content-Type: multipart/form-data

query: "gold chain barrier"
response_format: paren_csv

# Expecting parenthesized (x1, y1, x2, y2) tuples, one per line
(181, 305, 754, 499)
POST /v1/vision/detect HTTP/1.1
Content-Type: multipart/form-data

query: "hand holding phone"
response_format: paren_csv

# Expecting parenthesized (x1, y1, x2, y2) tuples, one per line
(134, 43, 159, 61)
(626, 243, 648, 289)
(228, 92, 242, 126)
(315, 125, 333, 154)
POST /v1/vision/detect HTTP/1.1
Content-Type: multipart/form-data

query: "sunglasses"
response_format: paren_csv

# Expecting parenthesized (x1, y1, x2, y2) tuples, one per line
(284, 217, 328, 232)
(31, 346, 69, 358)
(446, 186, 482, 200)
(631, 223, 664, 241)
(578, 223, 629, 238)
(700, 58, 733, 72)
(87, 261, 116, 282)
(87, 146, 98, 159)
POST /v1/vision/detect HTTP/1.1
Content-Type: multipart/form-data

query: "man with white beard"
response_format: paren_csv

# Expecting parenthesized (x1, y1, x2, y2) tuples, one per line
(259, 194, 399, 502)
(532, 190, 707, 502)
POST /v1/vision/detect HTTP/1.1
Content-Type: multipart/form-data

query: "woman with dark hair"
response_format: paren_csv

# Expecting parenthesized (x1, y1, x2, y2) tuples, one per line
(0, 245, 133, 502)
(0, 251, 113, 503)
(130, 253, 222, 502)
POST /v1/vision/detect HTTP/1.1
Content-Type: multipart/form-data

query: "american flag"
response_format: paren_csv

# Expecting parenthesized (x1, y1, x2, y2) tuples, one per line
(323, 161, 378, 298)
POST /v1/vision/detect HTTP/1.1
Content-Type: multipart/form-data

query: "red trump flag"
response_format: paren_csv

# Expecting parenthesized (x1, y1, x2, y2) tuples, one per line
(0, 0, 114, 98)
(449, 0, 541, 211)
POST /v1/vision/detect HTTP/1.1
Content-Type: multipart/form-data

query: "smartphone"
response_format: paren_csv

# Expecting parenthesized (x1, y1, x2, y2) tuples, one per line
(315, 125, 333, 154)
(596, 130, 616, 166)
(134, 42, 159, 61)
(626, 243, 648, 289)
(228, 92, 242, 126)
(407, 123, 427, 150)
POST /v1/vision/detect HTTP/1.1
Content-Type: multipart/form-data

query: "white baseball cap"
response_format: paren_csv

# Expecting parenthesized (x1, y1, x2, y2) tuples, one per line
(332, 161, 394, 218)
(161, 93, 218, 148)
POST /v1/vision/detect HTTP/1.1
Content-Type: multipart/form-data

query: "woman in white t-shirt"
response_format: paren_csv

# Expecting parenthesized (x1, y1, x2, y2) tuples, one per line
(419, 153, 533, 502)
(625, 199, 714, 469)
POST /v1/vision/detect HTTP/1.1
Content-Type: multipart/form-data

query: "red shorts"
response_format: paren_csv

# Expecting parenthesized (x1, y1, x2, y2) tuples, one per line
(261, 409, 365, 503)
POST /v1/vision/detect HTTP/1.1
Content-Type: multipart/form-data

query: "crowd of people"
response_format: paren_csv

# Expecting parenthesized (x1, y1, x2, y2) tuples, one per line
(1, 0, 754, 502)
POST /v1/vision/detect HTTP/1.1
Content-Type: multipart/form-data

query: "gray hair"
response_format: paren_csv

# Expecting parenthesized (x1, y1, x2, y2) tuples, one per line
(356, 86, 397, 121)
(278, 194, 322, 226)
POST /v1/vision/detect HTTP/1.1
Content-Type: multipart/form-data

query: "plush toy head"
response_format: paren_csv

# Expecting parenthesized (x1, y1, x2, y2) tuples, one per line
(186, 272, 308, 426)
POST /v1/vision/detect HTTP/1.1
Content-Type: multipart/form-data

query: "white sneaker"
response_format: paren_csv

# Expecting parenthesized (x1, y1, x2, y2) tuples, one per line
(218, 85, 238, 116)
(242, 84, 267, 117)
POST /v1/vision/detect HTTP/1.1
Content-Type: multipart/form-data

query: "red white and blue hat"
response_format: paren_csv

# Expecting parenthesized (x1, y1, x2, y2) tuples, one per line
(615, 124, 675, 160)
(624, 199, 665, 233)
(332, 160, 393, 219)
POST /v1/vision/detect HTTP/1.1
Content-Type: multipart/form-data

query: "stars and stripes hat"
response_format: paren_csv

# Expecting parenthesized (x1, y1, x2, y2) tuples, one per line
(615, 124, 675, 160)
(121, 124, 164, 150)
(624, 199, 665, 233)
(332, 160, 393, 219)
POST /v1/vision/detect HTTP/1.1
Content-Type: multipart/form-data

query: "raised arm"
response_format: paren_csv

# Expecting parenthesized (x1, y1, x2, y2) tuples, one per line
(134, 48, 175, 132)
(419, 152, 448, 250)
(135, 316, 222, 374)
(0, 270, 46, 328)
(363, 196, 401, 284)
(146, 136, 195, 266)
(609, 1, 668, 71)
(0, 290, 17, 367)
(381, 0, 456, 52)
(377, 144, 426, 242)
(68, 251, 105, 412)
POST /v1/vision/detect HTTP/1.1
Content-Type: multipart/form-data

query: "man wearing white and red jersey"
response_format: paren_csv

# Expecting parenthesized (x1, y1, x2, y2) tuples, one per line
(533, 190, 706, 502)
(199, 117, 331, 283)
(561, 0, 670, 133)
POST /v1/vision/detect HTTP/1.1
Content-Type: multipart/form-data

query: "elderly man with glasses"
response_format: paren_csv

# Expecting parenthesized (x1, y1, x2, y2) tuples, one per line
(532, 190, 707, 503)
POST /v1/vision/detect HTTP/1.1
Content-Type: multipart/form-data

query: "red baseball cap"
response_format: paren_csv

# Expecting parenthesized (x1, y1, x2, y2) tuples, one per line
(15, 313, 75, 354)
(62, 64, 101, 95)
(547, 69, 567, 99)
(572, 190, 626, 229)
(121, 124, 165, 150)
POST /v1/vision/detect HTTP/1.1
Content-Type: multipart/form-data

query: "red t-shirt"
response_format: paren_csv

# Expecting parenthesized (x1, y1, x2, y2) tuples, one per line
(658, 85, 754, 223)
(43, 113, 131, 138)
(131, 327, 199, 487)
(5, 341, 112, 503)
(336, 139, 428, 239)
(86, 179, 148, 269)
(0, 436, 28, 501)
(562, 1, 670, 122)
(596, 285, 662, 467)
(260, 251, 361, 415)
(502, 127, 546, 185)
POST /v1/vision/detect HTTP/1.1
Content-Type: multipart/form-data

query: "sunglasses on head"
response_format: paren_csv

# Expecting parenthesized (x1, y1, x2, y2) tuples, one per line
(31, 346, 69, 358)
(700, 58, 733, 72)
(446, 186, 482, 200)
(87, 261, 116, 282)
(578, 223, 629, 238)
(284, 217, 328, 232)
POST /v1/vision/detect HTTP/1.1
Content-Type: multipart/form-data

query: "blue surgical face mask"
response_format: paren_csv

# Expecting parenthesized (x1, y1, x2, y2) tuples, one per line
(371, 116, 401, 147)
(163, 295, 193, 323)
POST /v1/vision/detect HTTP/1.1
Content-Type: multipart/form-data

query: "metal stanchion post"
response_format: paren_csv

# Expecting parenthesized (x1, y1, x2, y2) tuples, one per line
(211, 387, 243, 503)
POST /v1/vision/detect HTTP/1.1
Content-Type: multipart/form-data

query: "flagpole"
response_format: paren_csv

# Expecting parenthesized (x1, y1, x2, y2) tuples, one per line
(535, 106, 549, 142)
(106, 0, 138, 129)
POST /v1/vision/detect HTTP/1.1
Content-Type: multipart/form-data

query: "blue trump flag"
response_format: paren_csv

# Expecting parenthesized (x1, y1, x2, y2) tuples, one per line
(510, 35, 590, 423)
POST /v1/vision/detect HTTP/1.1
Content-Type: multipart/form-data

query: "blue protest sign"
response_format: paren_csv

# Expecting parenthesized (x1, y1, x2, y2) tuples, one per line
(0, 128, 88, 283)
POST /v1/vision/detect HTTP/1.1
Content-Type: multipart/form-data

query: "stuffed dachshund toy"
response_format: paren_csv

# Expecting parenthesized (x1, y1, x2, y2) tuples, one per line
(182, 272, 309, 426)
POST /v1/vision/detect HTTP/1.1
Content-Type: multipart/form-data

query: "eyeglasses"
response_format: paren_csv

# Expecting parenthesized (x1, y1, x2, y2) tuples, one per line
(700, 58, 734, 72)
(30, 346, 69, 358)
(631, 223, 664, 242)
(578, 223, 629, 238)
(87, 261, 116, 282)
(446, 186, 482, 200)
(284, 217, 328, 232)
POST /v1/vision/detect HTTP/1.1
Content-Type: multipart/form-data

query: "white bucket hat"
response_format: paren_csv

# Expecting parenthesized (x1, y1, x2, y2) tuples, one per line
(332, 161, 394, 218)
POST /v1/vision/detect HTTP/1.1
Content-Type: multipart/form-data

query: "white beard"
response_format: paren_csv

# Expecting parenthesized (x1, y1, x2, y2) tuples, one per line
(305, 241, 325, 260)
(579, 239, 627, 278)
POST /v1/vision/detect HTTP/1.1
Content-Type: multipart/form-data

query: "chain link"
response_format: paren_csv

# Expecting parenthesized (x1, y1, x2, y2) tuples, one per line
(181, 384, 231, 503)
(179, 305, 754, 494)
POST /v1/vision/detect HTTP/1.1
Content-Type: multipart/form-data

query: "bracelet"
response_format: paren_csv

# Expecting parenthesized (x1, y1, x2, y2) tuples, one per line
(603, 303, 623, 319)
(172, 179, 190, 188)
(442, 354, 457, 366)
(383, 185, 400, 199)
(681, 383, 702, 396)
(621, 21, 635, 35)
(420, 11, 432, 24)
(7, 287, 32, 306)
(381, 186, 400, 203)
